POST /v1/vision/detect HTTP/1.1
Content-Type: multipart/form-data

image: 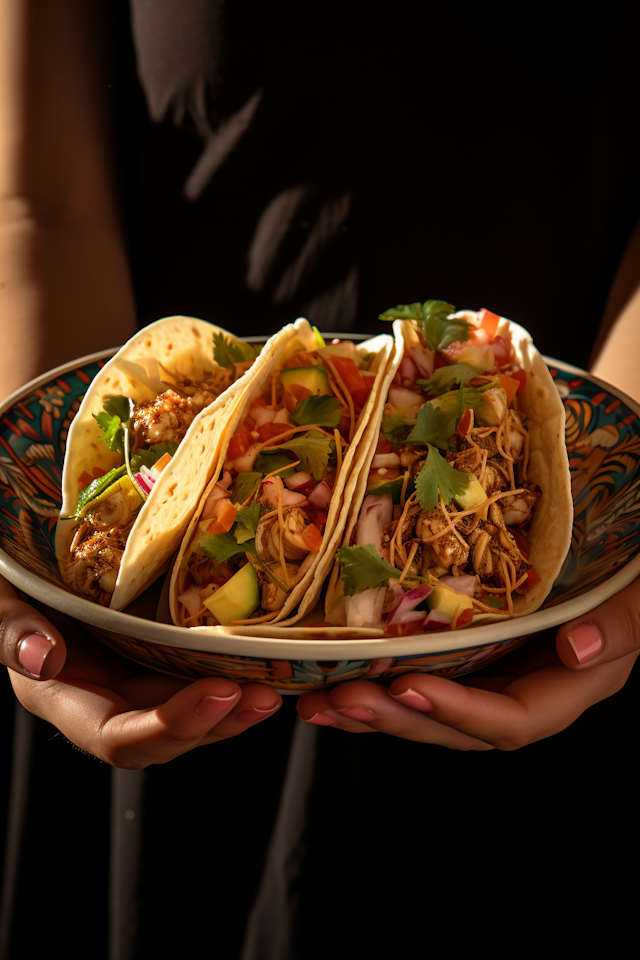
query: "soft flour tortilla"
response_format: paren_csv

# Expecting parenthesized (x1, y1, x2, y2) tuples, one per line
(57, 316, 297, 610)
(322, 314, 573, 628)
(169, 318, 395, 631)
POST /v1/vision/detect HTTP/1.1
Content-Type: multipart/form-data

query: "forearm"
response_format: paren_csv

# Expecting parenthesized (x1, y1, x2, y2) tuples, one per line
(0, 0, 136, 402)
(0, 204, 136, 401)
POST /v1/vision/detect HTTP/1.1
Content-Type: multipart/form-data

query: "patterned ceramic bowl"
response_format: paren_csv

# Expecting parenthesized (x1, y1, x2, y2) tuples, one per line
(1, 346, 639, 692)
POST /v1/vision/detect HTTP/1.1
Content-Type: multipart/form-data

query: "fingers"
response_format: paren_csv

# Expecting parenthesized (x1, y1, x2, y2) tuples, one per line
(297, 681, 492, 750)
(0, 576, 66, 679)
(10, 668, 283, 768)
(556, 577, 640, 672)
(298, 647, 635, 751)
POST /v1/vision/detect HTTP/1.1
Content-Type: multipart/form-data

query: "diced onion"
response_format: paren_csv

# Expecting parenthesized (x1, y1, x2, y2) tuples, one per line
(411, 346, 435, 378)
(356, 494, 393, 550)
(284, 471, 313, 490)
(438, 574, 476, 597)
(386, 583, 432, 624)
(308, 480, 332, 509)
(134, 473, 152, 496)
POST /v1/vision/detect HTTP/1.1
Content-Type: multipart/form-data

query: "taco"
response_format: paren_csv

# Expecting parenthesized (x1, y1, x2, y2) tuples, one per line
(169, 319, 394, 629)
(325, 300, 572, 633)
(56, 315, 298, 610)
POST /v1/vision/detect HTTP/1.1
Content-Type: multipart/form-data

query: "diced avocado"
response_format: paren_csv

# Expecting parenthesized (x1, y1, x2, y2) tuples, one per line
(280, 365, 331, 396)
(366, 474, 415, 503)
(454, 476, 486, 510)
(203, 562, 260, 625)
(454, 343, 495, 371)
(281, 365, 332, 413)
(428, 582, 474, 620)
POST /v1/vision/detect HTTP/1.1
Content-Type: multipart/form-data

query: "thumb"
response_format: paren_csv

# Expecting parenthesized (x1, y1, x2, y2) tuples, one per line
(0, 576, 67, 679)
(556, 577, 640, 670)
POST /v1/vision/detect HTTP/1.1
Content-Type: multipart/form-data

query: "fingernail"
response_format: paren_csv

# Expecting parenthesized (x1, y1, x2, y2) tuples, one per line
(235, 705, 279, 723)
(566, 621, 604, 664)
(390, 688, 434, 711)
(194, 693, 238, 720)
(335, 706, 377, 722)
(303, 713, 337, 726)
(18, 633, 54, 677)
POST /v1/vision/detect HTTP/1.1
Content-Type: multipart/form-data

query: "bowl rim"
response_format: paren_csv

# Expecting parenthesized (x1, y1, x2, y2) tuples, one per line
(1, 344, 639, 661)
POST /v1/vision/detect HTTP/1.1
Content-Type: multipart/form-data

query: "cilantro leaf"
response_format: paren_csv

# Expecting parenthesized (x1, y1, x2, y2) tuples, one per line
(277, 432, 334, 481)
(418, 363, 481, 395)
(335, 543, 404, 597)
(231, 472, 263, 504)
(381, 411, 414, 446)
(419, 303, 469, 353)
(130, 442, 178, 472)
(199, 532, 258, 563)
(253, 450, 296, 480)
(406, 402, 457, 451)
(378, 302, 425, 321)
(291, 395, 341, 428)
(377, 299, 468, 354)
(94, 411, 124, 454)
(415, 444, 470, 510)
(213, 332, 260, 372)
(93, 395, 133, 455)
(234, 502, 262, 544)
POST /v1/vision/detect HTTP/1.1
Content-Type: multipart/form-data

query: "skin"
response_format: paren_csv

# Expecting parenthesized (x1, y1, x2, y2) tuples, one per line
(0, 0, 637, 764)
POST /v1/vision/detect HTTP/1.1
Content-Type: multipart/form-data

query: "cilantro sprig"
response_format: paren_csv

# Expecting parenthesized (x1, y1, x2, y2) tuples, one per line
(418, 363, 481, 396)
(212, 332, 261, 372)
(335, 544, 404, 597)
(378, 299, 470, 353)
(415, 444, 470, 510)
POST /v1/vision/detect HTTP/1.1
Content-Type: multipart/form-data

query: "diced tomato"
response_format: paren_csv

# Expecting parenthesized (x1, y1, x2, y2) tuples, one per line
(302, 522, 323, 552)
(338, 413, 351, 438)
(257, 422, 288, 442)
(331, 356, 366, 396)
(207, 500, 237, 535)
(489, 336, 511, 366)
(522, 567, 542, 590)
(510, 368, 527, 392)
(454, 607, 475, 628)
(509, 527, 531, 559)
(352, 372, 376, 411)
(456, 408, 473, 438)
(284, 382, 312, 412)
(497, 373, 521, 407)
(303, 506, 328, 531)
(440, 341, 465, 364)
(77, 467, 106, 489)
(376, 435, 393, 455)
(226, 431, 252, 461)
(250, 396, 268, 411)
(478, 308, 501, 340)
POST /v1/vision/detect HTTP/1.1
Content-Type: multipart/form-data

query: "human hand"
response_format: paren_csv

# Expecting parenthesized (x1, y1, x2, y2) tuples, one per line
(1, 577, 281, 767)
(296, 579, 639, 750)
